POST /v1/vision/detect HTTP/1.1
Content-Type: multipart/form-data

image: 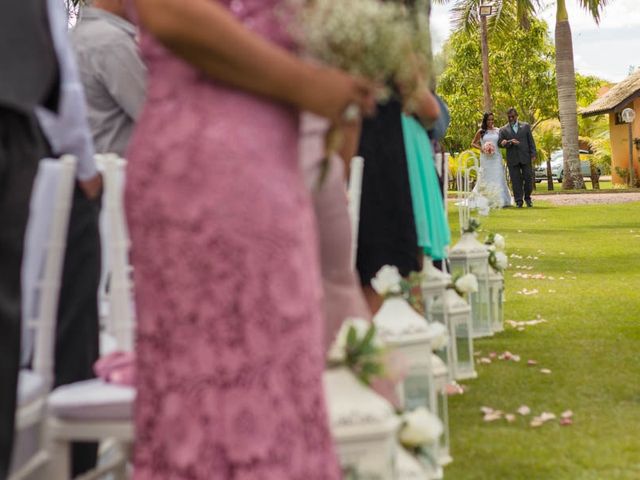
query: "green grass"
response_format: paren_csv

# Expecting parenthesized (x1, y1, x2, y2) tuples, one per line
(444, 200, 640, 480)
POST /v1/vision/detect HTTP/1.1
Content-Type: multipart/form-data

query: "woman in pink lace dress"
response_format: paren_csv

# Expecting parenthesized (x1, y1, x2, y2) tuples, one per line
(126, 0, 375, 477)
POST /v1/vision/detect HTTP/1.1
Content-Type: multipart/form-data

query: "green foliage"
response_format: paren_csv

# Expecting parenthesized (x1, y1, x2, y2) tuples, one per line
(437, 18, 557, 152)
(344, 324, 385, 385)
(446, 201, 640, 479)
(533, 119, 562, 166)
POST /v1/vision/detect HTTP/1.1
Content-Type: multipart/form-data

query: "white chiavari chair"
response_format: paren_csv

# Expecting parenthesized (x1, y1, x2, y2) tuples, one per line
(10, 156, 77, 480)
(46, 154, 135, 480)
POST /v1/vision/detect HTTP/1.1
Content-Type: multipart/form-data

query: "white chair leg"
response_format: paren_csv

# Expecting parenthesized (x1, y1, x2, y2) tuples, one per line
(114, 443, 132, 480)
(46, 437, 71, 480)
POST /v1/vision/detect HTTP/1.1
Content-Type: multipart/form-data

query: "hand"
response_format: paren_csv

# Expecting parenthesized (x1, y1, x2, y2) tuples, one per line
(297, 65, 377, 124)
(511, 139, 520, 145)
(335, 118, 362, 168)
(501, 140, 508, 147)
(79, 173, 103, 200)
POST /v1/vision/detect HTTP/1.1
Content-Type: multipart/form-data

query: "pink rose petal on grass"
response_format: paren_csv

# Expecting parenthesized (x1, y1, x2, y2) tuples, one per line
(540, 412, 556, 422)
(479, 357, 492, 364)
(517, 327, 525, 331)
(527, 359, 538, 366)
(530, 418, 544, 428)
(445, 383, 465, 396)
(540, 368, 552, 374)
(484, 412, 503, 422)
(489, 352, 497, 359)
(505, 414, 516, 423)
(560, 418, 573, 426)
(561, 410, 573, 419)
(511, 355, 521, 362)
(480, 406, 494, 415)
(517, 405, 531, 416)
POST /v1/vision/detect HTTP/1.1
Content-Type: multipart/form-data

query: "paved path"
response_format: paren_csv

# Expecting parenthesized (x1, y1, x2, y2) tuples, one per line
(531, 192, 640, 206)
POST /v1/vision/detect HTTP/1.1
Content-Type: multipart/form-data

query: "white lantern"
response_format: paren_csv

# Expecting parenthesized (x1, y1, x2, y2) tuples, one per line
(374, 297, 448, 412)
(324, 367, 400, 478)
(421, 257, 450, 324)
(430, 354, 452, 468)
(449, 233, 493, 338)
(430, 289, 477, 381)
(396, 447, 436, 479)
(488, 267, 504, 333)
(421, 258, 454, 380)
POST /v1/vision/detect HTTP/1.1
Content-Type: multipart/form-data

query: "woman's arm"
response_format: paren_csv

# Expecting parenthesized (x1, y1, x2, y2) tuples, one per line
(134, 0, 375, 121)
(471, 130, 482, 150)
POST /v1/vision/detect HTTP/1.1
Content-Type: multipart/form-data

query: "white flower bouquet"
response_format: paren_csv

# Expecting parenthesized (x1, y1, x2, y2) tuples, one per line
(399, 407, 443, 448)
(454, 273, 478, 294)
(293, 0, 414, 89)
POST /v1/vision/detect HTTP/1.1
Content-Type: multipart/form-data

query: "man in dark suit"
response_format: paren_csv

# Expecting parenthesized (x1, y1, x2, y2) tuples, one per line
(499, 107, 537, 207)
(0, 1, 59, 476)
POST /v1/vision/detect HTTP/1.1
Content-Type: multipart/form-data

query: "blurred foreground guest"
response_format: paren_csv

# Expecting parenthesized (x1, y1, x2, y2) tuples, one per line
(35, 0, 102, 475)
(299, 114, 371, 352)
(72, 0, 146, 155)
(0, 1, 58, 475)
(126, 0, 375, 477)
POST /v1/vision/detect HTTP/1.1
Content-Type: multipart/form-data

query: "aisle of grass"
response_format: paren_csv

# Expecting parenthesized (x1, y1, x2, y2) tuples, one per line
(445, 201, 640, 480)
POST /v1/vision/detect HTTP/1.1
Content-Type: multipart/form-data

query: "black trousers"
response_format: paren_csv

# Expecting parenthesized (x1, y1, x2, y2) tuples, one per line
(0, 109, 49, 478)
(508, 161, 533, 205)
(55, 185, 101, 477)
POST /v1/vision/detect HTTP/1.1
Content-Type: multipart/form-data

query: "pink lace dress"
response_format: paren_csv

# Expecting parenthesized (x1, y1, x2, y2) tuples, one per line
(124, 1, 341, 478)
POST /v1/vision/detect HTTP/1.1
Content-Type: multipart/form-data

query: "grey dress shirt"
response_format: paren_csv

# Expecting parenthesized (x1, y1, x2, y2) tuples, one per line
(71, 8, 146, 156)
(36, 0, 97, 181)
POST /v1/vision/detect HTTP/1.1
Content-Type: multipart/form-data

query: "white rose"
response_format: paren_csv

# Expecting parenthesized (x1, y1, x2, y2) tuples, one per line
(399, 407, 443, 447)
(371, 265, 402, 296)
(428, 322, 448, 351)
(495, 252, 508, 270)
(455, 273, 478, 294)
(327, 317, 378, 363)
(494, 234, 506, 250)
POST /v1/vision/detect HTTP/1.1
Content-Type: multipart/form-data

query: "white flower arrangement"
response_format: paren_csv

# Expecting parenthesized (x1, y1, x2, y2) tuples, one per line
(327, 317, 386, 385)
(399, 407, 443, 448)
(428, 322, 449, 351)
(328, 317, 375, 363)
(495, 251, 509, 271)
(493, 233, 506, 251)
(371, 265, 403, 297)
(485, 232, 508, 272)
(455, 273, 478, 294)
(293, 0, 412, 85)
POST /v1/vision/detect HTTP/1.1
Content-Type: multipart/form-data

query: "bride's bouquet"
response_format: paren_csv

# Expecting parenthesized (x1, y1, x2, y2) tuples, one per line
(482, 142, 496, 155)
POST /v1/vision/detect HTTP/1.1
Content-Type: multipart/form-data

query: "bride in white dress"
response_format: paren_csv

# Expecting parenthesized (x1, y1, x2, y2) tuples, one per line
(471, 112, 513, 207)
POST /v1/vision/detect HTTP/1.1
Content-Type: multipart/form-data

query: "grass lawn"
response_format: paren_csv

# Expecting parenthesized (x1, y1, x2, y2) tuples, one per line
(444, 200, 640, 480)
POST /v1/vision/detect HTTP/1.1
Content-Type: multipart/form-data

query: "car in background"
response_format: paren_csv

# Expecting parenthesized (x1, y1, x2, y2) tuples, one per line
(535, 149, 600, 183)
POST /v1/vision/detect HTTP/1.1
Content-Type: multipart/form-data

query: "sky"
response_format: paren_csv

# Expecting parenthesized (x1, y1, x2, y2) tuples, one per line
(430, 0, 640, 83)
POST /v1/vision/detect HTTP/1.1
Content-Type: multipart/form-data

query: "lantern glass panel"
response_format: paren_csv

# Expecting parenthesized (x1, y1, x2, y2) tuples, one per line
(489, 275, 504, 333)
(452, 312, 476, 380)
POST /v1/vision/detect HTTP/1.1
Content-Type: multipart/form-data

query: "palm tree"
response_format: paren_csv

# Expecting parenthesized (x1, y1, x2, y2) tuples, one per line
(433, 0, 539, 113)
(437, 0, 609, 190)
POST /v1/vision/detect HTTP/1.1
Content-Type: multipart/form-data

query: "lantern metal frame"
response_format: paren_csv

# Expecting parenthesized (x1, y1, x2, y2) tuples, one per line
(488, 266, 505, 333)
(324, 367, 400, 479)
(449, 233, 493, 338)
(430, 289, 476, 381)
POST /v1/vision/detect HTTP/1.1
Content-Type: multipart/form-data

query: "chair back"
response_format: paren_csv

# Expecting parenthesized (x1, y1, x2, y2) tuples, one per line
(21, 156, 77, 388)
(347, 156, 364, 270)
(98, 154, 135, 352)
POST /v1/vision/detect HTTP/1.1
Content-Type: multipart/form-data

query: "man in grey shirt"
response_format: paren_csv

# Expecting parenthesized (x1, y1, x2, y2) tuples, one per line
(72, 0, 146, 156)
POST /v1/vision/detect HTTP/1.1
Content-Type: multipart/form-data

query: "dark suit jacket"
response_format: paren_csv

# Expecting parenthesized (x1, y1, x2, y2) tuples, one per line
(498, 122, 537, 166)
(0, 0, 58, 113)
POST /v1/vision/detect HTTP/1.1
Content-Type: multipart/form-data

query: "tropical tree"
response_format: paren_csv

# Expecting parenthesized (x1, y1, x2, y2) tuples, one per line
(437, 0, 610, 190)
(533, 120, 562, 190)
(433, 0, 539, 112)
(437, 18, 557, 152)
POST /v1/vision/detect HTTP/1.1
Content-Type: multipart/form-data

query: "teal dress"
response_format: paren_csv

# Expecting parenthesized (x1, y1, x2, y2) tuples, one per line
(401, 114, 451, 260)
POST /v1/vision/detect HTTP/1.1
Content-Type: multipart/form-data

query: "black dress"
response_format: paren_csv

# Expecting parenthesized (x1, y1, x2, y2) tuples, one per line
(356, 98, 420, 286)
